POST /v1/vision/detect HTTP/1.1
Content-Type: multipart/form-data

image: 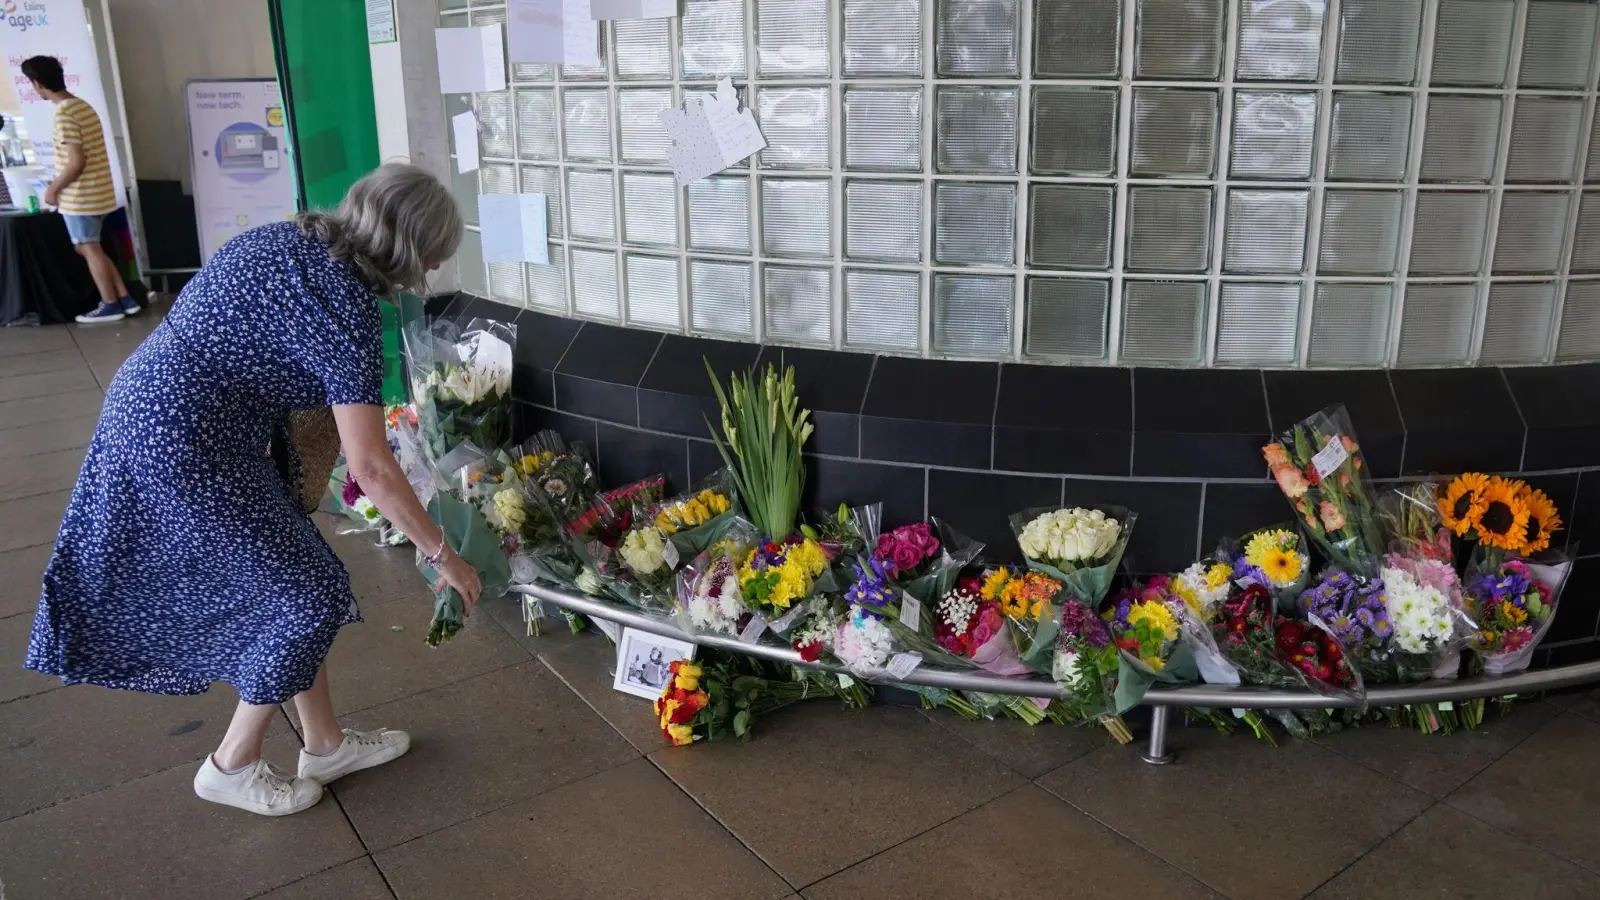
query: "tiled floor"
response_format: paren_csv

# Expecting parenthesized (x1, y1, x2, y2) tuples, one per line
(2, 310, 1599, 900)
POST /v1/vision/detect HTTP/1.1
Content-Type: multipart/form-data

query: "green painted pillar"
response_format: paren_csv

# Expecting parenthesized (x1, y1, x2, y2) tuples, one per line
(269, 0, 406, 405)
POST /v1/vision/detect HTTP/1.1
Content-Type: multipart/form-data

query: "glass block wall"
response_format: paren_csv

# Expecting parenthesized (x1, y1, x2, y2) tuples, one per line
(439, 0, 1600, 368)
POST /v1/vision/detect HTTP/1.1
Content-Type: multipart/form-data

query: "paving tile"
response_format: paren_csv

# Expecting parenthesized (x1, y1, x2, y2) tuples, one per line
(0, 611, 59, 703)
(1312, 700, 1561, 797)
(0, 387, 102, 430)
(0, 446, 84, 501)
(0, 682, 289, 821)
(0, 733, 364, 900)
(651, 702, 1025, 888)
(0, 413, 97, 461)
(255, 858, 395, 900)
(920, 707, 1112, 779)
(0, 489, 72, 552)
(0, 348, 85, 378)
(377, 759, 790, 900)
(0, 543, 52, 618)
(1307, 803, 1600, 900)
(1037, 729, 1433, 900)
(0, 366, 102, 403)
(481, 586, 591, 657)
(284, 593, 527, 720)
(805, 785, 1223, 900)
(317, 516, 435, 607)
(539, 632, 673, 753)
(1446, 713, 1600, 871)
(0, 327, 76, 357)
(1561, 688, 1600, 722)
(332, 661, 639, 851)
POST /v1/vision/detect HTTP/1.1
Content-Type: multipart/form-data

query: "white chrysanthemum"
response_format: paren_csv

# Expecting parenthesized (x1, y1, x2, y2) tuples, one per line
(1018, 508, 1122, 567)
(1177, 561, 1231, 616)
(352, 496, 382, 523)
(1381, 565, 1455, 655)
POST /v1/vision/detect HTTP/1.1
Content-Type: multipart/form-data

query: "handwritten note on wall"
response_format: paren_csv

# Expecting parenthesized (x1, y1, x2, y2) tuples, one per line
(507, 0, 601, 64)
(659, 78, 768, 185)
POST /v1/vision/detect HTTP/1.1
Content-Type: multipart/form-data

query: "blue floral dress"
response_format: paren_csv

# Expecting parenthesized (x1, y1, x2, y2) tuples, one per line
(25, 222, 386, 705)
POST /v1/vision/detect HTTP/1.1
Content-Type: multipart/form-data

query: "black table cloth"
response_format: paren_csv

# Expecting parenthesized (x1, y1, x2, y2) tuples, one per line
(0, 210, 101, 326)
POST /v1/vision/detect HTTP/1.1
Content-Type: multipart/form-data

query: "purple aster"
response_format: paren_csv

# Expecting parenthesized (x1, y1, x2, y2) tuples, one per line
(1372, 615, 1393, 639)
(1356, 606, 1375, 627)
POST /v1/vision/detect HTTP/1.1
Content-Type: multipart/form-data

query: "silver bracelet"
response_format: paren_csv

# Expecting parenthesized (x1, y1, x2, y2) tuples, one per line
(425, 539, 450, 568)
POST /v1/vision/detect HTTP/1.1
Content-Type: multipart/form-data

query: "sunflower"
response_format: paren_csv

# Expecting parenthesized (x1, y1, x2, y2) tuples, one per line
(1517, 485, 1563, 554)
(1476, 477, 1531, 552)
(1439, 473, 1490, 536)
(981, 568, 1012, 603)
(998, 579, 1028, 619)
(1261, 548, 1303, 587)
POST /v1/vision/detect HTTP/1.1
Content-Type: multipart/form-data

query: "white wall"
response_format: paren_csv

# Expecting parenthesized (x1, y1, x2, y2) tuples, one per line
(104, 0, 276, 186)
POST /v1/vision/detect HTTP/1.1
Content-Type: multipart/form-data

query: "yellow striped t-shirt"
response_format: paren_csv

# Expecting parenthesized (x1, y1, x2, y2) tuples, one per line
(52, 97, 117, 216)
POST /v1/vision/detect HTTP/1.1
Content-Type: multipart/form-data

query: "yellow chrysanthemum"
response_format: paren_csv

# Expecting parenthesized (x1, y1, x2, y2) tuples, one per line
(1261, 548, 1302, 586)
(1126, 599, 1179, 642)
(982, 568, 1011, 602)
(1517, 484, 1563, 555)
(1244, 529, 1296, 568)
(1440, 473, 1491, 537)
(789, 539, 829, 576)
(1204, 563, 1233, 591)
(1172, 580, 1201, 612)
(1477, 477, 1531, 552)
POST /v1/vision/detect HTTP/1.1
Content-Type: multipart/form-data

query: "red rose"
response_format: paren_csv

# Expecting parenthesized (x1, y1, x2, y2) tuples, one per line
(795, 639, 824, 663)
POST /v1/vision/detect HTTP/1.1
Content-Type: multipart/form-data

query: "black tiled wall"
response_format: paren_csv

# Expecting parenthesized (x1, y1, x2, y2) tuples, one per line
(462, 299, 1600, 657)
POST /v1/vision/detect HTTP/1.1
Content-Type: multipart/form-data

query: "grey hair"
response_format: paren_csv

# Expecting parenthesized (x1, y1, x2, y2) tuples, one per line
(296, 162, 463, 294)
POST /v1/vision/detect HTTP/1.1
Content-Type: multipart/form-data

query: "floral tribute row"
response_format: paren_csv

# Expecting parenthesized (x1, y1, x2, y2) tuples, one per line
(330, 315, 1575, 746)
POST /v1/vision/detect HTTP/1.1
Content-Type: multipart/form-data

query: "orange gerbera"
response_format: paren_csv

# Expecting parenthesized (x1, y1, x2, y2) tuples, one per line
(1476, 477, 1531, 552)
(1438, 473, 1490, 536)
(1517, 484, 1563, 554)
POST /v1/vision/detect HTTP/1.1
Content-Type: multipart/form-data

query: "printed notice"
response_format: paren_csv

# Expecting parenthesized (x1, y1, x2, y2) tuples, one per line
(591, 0, 681, 18)
(507, 0, 601, 64)
(886, 652, 923, 681)
(452, 111, 480, 173)
(899, 593, 921, 632)
(1311, 435, 1349, 480)
(435, 26, 507, 94)
(739, 615, 768, 644)
(479, 193, 551, 265)
(366, 0, 397, 43)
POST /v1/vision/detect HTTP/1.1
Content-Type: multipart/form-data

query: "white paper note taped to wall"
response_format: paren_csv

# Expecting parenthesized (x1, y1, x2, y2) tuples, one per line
(452, 111, 481, 173)
(659, 78, 768, 185)
(507, 0, 601, 64)
(479, 193, 551, 265)
(435, 26, 508, 94)
(591, 0, 681, 19)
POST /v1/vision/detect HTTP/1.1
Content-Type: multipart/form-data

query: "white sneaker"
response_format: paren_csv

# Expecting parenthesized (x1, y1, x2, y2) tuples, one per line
(297, 728, 411, 784)
(193, 756, 323, 817)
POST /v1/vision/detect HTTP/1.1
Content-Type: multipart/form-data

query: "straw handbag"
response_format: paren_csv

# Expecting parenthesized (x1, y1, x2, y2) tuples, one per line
(284, 407, 342, 513)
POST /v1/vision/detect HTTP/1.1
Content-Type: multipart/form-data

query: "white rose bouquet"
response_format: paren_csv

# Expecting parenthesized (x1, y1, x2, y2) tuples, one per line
(1008, 505, 1137, 669)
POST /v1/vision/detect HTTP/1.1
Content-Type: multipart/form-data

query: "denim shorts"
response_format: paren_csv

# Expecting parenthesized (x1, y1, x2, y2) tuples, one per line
(62, 214, 104, 245)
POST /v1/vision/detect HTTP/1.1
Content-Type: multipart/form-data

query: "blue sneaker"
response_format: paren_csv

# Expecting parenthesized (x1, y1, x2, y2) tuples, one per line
(118, 296, 140, 316)
(75, 302, 126, 325)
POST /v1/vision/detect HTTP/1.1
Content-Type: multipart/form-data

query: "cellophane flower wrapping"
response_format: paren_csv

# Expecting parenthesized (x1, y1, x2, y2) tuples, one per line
(1463, 543, 1574, 676)
(403, 317, 515, 468)
(1008, 505, 1136, 669)
(1104, 576, 1201, 713)
(674, 519, 760, 637)
(803, 502, 881, 596)
(1262, 404, 1385, 577)
(840, 519, 984, 662)
(1225, 526, 1311, 614)
(652, 469, 741, 563)
(397, 318, 518, 647)
(566, 475, 671, 610)
(1298, 565, 1466, 691)
(505, 431, 600, 590)
(328, 462, 408, 546)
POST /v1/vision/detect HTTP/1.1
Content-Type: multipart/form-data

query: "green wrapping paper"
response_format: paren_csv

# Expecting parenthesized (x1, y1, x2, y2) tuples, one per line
(420, 493, 512, 647)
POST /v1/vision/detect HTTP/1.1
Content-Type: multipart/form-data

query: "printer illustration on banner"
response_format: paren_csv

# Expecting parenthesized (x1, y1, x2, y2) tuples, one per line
(217, 128, 281, 172)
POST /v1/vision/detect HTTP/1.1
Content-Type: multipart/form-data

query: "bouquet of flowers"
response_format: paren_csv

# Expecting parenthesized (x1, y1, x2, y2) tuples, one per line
(1438, 474, 1564, 561)
(1104, 576, 1201, 713)
(1464, 549, 1571, 676)
(1009, 505, 1135, 668)
(704, 361, 812, 544)
(653, 652, 851, 746)
(837, 519, 983, 661)
(567, 476, 671, 609)
(1225, 526, 1310, 613)
(1050, 599, 1132, 742)
(329, 467, 409, 546)
(834, 605, 896, 671)
(676, 525, 758, 636)
(1262, 404, 1384, 576)
(802, 503, 881, 574)
(652, 470, 739, 561)
(981, 565, 1068, 670)
(403, 317, 516, 465)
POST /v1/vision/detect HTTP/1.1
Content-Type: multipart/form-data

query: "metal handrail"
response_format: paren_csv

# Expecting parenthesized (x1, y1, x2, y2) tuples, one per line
(511, 584, 1600, 709)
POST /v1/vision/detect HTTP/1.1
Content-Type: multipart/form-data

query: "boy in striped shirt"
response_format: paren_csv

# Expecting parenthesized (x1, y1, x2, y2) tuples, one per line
(22, 55, 136, 324)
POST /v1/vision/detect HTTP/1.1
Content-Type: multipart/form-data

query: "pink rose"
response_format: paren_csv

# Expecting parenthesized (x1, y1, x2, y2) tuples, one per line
(877, 524, 941, 575)
(969, 604, 1004, 650)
